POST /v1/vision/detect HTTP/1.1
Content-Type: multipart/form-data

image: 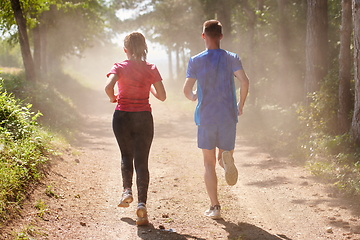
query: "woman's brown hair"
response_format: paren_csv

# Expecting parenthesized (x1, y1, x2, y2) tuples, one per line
(124, 32, 148, 61)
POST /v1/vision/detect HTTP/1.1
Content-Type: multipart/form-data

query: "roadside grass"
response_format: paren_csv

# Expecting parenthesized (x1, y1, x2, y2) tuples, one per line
(240, 100, 360, 198)
(0, 69, 88, 225)
(0, 71, 82, 137)
(10, 185, 63, 239)
(13, 224, 47, 240)
(0, 81, 54, 221)
(294, 76, 360, 197)
(45, 184, 63, 199)
(34, 199, 49, 218)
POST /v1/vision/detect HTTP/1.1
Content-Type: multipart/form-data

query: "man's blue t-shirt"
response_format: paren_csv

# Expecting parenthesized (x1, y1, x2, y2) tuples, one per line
(186, 49, 243, 126)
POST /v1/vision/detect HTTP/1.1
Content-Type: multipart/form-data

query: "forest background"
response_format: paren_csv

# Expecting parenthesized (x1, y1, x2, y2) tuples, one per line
(1, 0, 360, 229)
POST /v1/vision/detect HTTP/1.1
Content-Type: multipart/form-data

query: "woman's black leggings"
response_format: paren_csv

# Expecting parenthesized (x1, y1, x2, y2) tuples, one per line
(112, 110, 154, 204)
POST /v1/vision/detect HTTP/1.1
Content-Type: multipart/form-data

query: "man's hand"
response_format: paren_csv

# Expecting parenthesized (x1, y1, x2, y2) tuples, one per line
(183, 78, 197, 101)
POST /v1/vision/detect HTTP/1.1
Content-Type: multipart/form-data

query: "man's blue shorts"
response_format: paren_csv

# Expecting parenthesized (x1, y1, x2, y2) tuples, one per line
(197, 122, 236, 151)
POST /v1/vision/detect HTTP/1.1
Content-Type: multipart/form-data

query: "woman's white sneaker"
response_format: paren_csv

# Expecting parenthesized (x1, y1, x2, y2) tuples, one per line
(136, 203, 149, 226)
(118, 189, 133, 207)
(204, 205, 221, 219)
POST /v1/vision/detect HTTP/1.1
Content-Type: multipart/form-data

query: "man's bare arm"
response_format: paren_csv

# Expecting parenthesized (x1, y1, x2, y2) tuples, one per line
(183, 78, 197, 101)
(234, 69, 250, 115)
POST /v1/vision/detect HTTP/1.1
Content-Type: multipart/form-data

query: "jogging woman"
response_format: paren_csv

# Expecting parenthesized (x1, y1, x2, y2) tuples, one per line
(105, 32, 166, 226)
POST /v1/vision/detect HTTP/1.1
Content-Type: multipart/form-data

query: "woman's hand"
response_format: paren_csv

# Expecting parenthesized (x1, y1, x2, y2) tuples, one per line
(151, 81, 166, 101)
(105, 74, 119, 103)
(109, 94, 117, 103)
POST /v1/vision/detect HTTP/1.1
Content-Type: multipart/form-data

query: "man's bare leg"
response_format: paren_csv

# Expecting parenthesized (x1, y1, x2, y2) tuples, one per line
(202, 148, 220, 206)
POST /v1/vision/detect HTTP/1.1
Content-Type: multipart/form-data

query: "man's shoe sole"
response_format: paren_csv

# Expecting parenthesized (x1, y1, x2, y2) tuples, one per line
(222, 151, 238, 186)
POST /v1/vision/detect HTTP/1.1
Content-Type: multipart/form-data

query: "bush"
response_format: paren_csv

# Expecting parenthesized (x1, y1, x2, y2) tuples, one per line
(240, 70, 360, 196)
(296, 72, 360, 196)
(0, 80, 53, 221)
(239, 103, 302, 158)
(0, 71, 82, 137)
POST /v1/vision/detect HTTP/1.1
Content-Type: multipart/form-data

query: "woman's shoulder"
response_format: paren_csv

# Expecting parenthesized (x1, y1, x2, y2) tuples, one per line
(143, 61, 158, 70)
(114, 60, 130, 67)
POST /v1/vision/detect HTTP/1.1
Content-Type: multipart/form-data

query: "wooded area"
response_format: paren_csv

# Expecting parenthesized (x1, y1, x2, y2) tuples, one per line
(0, 0, 360, 147)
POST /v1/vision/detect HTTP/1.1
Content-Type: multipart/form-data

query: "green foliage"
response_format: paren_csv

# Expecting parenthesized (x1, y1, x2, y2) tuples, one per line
(240, 66, 360, 195)
(305, 142, 360, 196)
(45, 0, 108, 60)
(1, 0, 110, 71)
(0, 71, 81, 135)
(34, 199, 48, 218)
(0, 40, 22, 68)
(298, 71, 339, 137)
(240, 103, 301, 158)
(116, 0, 204, 55)
(0, 67, 89, 225)
(0, 79, 54, 221)
(0, 94, 41, 141)
(296, 71, 351, 162)
(13, 225, 47, 240)
(328, 0, 342, 66)
(45, 185, 62, 199)
(296, 72, 360, 196)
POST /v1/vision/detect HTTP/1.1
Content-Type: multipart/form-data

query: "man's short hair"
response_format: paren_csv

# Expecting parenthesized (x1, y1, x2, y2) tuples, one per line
(203, 20, 222, 38)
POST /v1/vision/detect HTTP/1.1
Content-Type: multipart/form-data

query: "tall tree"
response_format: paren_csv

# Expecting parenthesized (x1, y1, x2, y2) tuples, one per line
(215, 0, 233, 50)
(42, 2, 107, 73)
(304, 0, 328, 101)
(277, 0, 292, 105)
(237, 0, 258, 105)
(196, 0, 235, 49)
(1, 0, 108, 78)
(10, 0, 36, 82)
(351, 0, 360, 144)
(338, 0, 353, 134)
(116, 0, 204, 80)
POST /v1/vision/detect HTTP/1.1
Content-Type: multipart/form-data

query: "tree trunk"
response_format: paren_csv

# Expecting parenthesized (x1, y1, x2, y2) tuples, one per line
(167, 46, 173, 81)
(351, 0, 360, 144)
(33, 24, 41, 76)
(176, 46, 180, 80)
(40, 22, 48, 75)
(257, 0, 264, 9)
(240, 0, 257, 105)
(216, 0, 232, 50)
(277, 0, 292, 106)
(338, 0, 353, 134)
(10, 0, 36, 82)
(304, 0, 328, 102)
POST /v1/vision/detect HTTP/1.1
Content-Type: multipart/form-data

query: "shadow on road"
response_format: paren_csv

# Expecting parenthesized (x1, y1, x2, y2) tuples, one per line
(121, 217, 206, 240)
(137, 226, 207, 240)
(120, 216, 292, 240)
(216, 219, 292, 240)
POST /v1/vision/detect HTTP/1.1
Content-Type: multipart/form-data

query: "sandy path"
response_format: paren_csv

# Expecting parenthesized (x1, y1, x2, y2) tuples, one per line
(2, 93, 360, 240)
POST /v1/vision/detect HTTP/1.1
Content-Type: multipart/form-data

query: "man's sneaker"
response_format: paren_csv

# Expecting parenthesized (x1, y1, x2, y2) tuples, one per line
(222, 151, 238, 186)
(118, 189, 133, 207)
(204, 205, 221, 219)
(136, 203, 149, 226)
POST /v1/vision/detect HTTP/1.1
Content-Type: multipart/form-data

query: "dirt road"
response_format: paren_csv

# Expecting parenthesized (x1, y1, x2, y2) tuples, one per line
(2, 92, 360, 240)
